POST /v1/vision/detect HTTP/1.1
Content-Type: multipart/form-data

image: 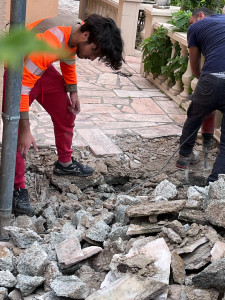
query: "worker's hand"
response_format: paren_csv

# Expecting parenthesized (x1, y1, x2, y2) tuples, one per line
(68, 91, 80, 115)
(18, 119, 38, 159)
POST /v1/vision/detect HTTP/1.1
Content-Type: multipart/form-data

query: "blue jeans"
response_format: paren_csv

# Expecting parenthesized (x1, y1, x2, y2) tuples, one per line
(179, 73, 225, 183)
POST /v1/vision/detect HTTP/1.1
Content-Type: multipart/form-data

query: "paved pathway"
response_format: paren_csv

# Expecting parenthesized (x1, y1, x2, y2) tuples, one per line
(28, 55, 186, 157)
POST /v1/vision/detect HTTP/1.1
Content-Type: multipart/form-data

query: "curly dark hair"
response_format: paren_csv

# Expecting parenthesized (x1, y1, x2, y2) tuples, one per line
(80, 14, 124, 70)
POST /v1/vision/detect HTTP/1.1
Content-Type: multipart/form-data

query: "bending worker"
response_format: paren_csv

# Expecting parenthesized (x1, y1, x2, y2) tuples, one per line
(3, 14, 124, 216)
(176, 7, 225, 185)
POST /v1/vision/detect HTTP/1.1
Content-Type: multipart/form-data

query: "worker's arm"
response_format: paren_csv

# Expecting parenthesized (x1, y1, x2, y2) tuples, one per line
(18, 119, 38, 159)
(189, 46, 201, 79)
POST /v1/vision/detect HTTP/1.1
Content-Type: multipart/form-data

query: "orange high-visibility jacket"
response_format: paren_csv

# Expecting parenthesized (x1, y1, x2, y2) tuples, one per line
(21, 16, 82, 118)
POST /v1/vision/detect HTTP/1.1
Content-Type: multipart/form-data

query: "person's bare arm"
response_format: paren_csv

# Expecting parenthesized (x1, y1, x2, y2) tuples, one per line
(189, 46, 202, 79)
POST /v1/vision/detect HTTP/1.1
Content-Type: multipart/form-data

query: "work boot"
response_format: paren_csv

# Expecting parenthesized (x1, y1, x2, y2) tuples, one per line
(53, 157, 94, 177)
(13, 188, 33, 216)
(176, 151, 200, 169)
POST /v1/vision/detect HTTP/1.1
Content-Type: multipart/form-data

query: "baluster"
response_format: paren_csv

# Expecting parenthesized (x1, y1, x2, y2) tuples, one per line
(168, 40, 183, 97)
(177, 44, 190, 102)
(162, 37, 176, 90)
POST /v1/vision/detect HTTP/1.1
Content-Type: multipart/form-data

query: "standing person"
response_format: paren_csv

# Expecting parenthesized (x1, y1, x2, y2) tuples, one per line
(3, 14, 124, 216)
(176, 7, 225, 185)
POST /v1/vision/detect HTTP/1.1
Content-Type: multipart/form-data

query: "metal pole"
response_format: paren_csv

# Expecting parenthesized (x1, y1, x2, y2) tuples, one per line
(0, 0, 26, 240)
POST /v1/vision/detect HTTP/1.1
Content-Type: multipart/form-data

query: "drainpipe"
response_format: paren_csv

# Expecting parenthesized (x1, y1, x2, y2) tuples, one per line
(0, 0, 26, 240)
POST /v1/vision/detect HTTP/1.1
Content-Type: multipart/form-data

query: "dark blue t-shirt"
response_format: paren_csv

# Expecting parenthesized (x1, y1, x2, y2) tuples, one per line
(188, 14, 225, 74)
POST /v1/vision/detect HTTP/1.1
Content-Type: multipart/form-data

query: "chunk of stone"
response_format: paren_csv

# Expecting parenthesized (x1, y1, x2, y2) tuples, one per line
(0, 270, 17, 287)
(13, 215, 35, 230)
(0, 245, 14, 271)
(127, 200, 186, 217)
(71, 210, 94, 229)
(176, 237, 208, 254)
(85, 220, 111, 242)
(110, 237, 171, 298)
(50, 275, 89, 299)
(171, 251, 185, 284)
(206, 200, 225, 227)
(126, 220, 162, 236)
(55, 237, 84, 266)
(211, 241, 225, 262)
(0, 287, 8, 300)
(115, 194, 142, 206)
(108, 224, 129, 241)
(86, 274, 168, 300)
(153, 179, 177, 200)
(16, 274, 45, 296)
(208, 174, 225, 200)
(61, 222, 81, 240)
(17, 241, 48, 276)
(185, 286, 219, 300)
(181, 242, 211, 270)
(115, 205, 130, 225)
(44, 261, 61, 291)
(162, 227, 182, 244)
(178, 209, 208, 225)
(8, 288, 22, 300)
(3, 226, 42, 249)
(192, 258, 225, 289)
(101, 209, 114, 225)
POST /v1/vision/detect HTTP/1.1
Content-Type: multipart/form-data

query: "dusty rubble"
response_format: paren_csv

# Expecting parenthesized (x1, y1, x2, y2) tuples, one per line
(1, 135, 225, 300)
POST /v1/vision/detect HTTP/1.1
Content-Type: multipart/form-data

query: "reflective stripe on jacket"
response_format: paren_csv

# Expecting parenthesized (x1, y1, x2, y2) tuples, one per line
(20, 15, 81, 113)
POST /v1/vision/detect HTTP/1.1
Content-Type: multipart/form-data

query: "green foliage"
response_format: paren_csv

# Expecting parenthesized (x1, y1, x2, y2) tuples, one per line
(0, 28, 67, 69)
(168, 10, 192, 32)
(141, 26, 172, 76)
(171, 0, 225, 13)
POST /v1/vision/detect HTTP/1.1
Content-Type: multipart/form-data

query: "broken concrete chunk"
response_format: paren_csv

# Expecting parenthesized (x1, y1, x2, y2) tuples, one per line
(153, 179, 177, 200)
(176, 237, 208, 254)
(192, 258, 225, 290)
(3, 226, 43, 249)
(206, 200, 225, 227)
(181, 242, 211, 270)
(127, 200, 186, 218)
(86, 274, 168, 300)
(55, 237, 84, 266)
(115, 194, 142, 206)
(171, 251, 185, 284)
(0, 270, 17, 288)
(85, 220, 111, 242)
(0, 287, 8, 300)
(211, 241, 225, 262)
(17, 241, 48, 276)
(178, 209, 208, 225)
(0, 245, 14, 271)
(208, 174, 225, 201)
(126, 221, 162, 236)
(50, 275, 89, 299)
(162, 227, 182, 244)
(16, 274, 45, 296)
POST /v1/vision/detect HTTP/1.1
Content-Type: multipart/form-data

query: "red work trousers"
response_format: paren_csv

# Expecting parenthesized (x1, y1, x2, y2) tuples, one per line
(3, 65, 76, 190)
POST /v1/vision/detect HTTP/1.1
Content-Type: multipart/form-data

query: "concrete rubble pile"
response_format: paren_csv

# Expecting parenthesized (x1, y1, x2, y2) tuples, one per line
(1, 172, 225, 300)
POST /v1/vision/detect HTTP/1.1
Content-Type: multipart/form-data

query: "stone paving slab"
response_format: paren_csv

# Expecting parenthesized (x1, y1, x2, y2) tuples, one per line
(77, 128, 123, 156)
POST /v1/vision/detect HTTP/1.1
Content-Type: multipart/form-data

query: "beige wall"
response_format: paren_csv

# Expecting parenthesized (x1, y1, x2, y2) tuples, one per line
(6, 0, 58, 24)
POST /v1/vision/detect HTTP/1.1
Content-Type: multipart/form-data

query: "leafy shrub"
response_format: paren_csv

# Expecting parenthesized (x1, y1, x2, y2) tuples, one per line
(141, 26, 172, 75)
(168, 10, 192, 32)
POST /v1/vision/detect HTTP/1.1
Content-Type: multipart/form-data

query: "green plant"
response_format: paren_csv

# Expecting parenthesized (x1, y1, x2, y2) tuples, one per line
(141, 26, 172, 76)
(171, 0, 225, 13)
(168, 10, 192, 32)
